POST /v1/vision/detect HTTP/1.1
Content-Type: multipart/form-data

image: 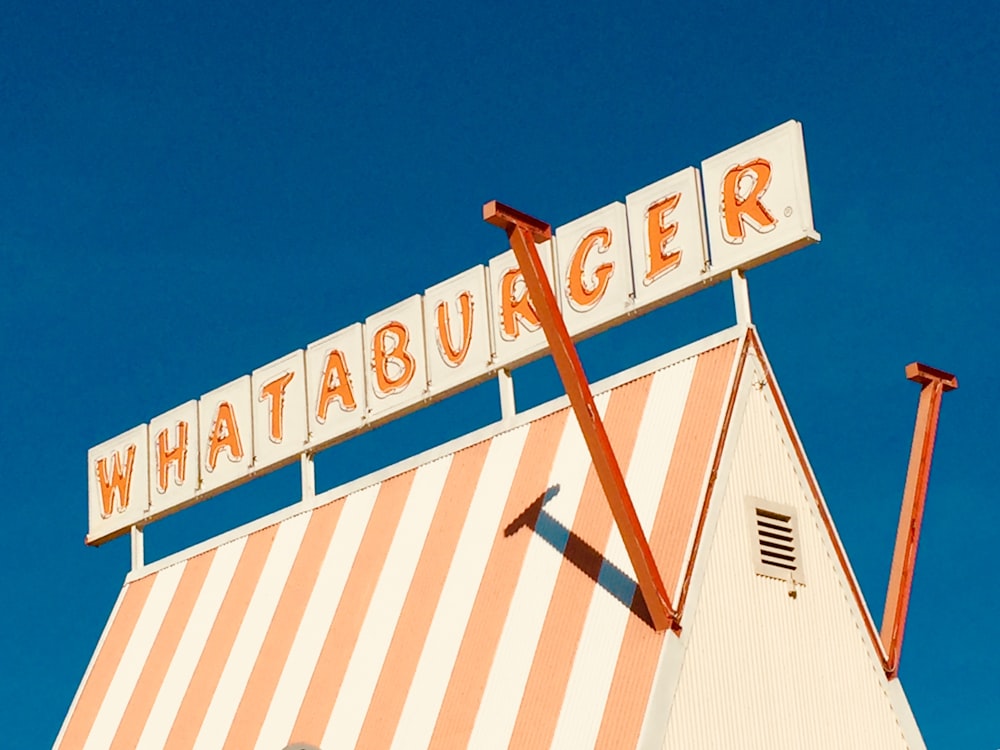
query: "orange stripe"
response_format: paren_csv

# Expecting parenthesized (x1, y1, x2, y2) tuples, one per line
(163, 525, 279, 749)
(507, 375, 653, 748)
(221, 499, 346, 749)
(354, 440, 492, 747)
(288, 470, 417, 745)
(595, 342, 738, 747)
(655, 342, 739, 588)
(429, 409, 570, 749)
(58, 575, 156, 750)
(108, 551, 216, 750)
(674, 337, 748, 616)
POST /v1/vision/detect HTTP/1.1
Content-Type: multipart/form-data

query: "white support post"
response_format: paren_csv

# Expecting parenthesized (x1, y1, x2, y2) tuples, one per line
(732, 269, 753, 326)
(498, 368, 516, 421)
(301, 452, 316, 504)
(130, 525, 144, 573)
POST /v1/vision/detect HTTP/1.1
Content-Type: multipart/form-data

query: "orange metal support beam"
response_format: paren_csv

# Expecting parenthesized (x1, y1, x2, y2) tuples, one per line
(483, 200, 675, 632)
(881, 362, 957, 678)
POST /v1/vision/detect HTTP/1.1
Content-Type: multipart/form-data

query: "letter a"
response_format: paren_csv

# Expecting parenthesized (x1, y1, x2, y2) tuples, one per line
(207, 402, 244, 470)
(317, 350, 358, 421)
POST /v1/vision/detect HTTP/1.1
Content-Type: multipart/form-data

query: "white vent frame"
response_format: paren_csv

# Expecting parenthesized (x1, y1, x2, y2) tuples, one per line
(745, 496, 804, 584)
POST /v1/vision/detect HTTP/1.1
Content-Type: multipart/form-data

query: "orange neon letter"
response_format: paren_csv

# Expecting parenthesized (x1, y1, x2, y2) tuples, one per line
(499, 268, 540, 340)
(207, 402, 244, 470)
(567, 228, 614, 310)
(645, 193, 682, 283)
(721, 158, 776, 243)
(155, 422, 189, 493)
(96, 445, 137, 517)
(435, 292, 474, 367)
(259, 372, 295, 443)
(373, 321, 416, 395)
(317, 350, 357, 421)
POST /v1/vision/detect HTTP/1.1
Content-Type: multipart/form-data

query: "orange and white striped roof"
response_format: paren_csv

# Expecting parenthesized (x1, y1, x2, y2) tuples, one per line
(58, 328, 745, 750)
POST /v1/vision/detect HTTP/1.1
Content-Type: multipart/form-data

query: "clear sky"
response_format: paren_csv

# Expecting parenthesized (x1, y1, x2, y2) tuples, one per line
(2, 1, 995, 746)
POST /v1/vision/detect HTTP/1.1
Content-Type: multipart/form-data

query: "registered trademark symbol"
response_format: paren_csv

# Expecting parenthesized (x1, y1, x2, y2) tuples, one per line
(784, 206, 793, 217)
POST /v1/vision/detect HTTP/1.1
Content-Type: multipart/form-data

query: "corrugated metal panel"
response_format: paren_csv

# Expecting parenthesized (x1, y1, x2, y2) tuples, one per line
(139, 535, 253, 748)
(549, 357, 696, 749)
(58, 336, 740, 750)
(594, 342, 740, 748)
(661, 370, 912, 750)
(397, 413, 564, 749)
(462, 386, 623, 749)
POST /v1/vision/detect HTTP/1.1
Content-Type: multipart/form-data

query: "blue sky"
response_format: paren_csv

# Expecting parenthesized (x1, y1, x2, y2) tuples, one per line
(2, 1, 996, 746)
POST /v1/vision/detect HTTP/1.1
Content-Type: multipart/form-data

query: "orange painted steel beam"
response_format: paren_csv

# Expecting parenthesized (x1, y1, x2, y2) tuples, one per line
(880, 362, 957, 678)
(484, 200, 675, 632)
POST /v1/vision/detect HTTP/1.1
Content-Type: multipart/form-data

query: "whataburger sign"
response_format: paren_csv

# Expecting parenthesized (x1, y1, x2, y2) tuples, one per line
(87, 120, 820, 545)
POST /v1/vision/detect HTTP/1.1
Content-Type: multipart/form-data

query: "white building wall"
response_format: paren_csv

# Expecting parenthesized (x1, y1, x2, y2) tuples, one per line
(661, 372, 920, 749)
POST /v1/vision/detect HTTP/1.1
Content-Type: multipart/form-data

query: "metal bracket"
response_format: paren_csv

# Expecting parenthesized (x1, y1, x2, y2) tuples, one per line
(880, 362, 957, 678)
(484, 200, 676, 631)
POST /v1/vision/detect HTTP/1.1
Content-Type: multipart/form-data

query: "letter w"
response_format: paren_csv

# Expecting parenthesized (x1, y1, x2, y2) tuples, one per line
(96, 445, 136, 518)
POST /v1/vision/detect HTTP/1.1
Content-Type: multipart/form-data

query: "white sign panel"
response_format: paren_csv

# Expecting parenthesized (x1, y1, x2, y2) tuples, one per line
(198, 375, 253, 495)
(148, 400, 199, 519)
(701, 120, 818, 272)
(86, 121, 821, 545)
(488, 241, 557, 369)
(365, 295, 429, 418)
(424, 266, 493, 395)
(252, 350, 308, 468)
(555, 202, 634, 338)
(87, 424, 149, 544)
(626, 166, 709, 311)
(306, 323, 367, 447)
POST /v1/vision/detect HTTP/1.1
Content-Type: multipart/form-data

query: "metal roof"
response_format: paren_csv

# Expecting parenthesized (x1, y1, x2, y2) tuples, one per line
(57, 329, 746, 749)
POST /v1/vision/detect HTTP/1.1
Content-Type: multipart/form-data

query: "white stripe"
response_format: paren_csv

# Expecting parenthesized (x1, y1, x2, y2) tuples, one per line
(551, 360, 696, 748)
(253, 485, 380, 750)
(600, 359, 698, 582)
(390, 424, 531, 750)
(321, 456, 455, 749)
(467, 392, 611, 749)
(137, 537, 247, 749)
(83, 561, 186, 750)
(192, 512, 312, 750)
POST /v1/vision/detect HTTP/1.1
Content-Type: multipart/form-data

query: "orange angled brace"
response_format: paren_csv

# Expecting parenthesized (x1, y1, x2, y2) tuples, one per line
(484, 200, 675, 632)
(880, 362, 957, 678)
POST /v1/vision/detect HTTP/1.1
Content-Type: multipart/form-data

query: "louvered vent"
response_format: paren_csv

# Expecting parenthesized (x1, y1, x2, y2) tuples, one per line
(746, 497, 803, 583)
